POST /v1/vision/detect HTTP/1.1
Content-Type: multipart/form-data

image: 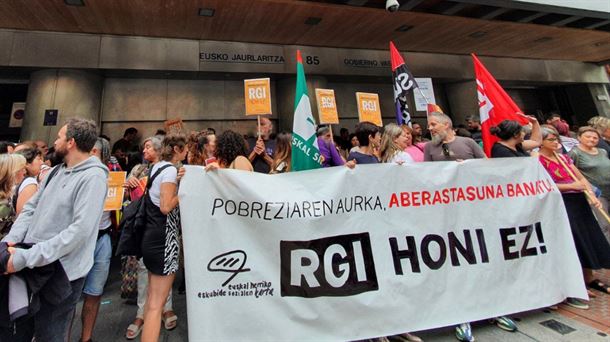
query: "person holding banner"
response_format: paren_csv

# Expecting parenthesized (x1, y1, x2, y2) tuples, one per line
(210, 130, 254, 171)
(380, 123, 414, 164)
(424, 112, 486, 162)
(401, 125, 425, 162)
(347, 122, 380, 165)
(538, 126, 610, 307)
(489, 116, 541, 158)
(486, 118, 543, 333)
(187, 131, 216, 166)
(422, 112, 486, 342)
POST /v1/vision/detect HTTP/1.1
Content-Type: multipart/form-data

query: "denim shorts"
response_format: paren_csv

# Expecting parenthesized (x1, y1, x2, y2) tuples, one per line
(83, 233, 112, 296)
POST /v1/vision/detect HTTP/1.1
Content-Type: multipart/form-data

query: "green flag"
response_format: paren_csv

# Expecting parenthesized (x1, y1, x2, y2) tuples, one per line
(291, 50, 322, 171)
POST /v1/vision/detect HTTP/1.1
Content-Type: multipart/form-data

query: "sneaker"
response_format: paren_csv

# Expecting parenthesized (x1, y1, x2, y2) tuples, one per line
(492, 316, 517, 332)
(455, 323, 474, 342)
(565, 298, 589, 310)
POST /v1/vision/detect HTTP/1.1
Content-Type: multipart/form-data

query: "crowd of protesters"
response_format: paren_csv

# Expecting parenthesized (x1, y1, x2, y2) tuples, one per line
(0, 111, 609, 342)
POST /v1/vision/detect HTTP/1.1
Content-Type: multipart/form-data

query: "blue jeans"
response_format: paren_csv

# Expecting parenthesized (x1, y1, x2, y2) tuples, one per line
(0, 277, 85, 342)
(83, 234, 112, 296)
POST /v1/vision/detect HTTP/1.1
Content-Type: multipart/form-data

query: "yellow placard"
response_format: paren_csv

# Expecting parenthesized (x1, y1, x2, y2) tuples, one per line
(315, 89, 339, 125)
(356, 92, 382, 127)
(244, 78, 272, 116)
(104, 171, 127, 211)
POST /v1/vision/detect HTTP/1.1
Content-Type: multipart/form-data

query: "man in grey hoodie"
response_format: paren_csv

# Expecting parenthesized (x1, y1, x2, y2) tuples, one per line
(2, 118, 108, 341)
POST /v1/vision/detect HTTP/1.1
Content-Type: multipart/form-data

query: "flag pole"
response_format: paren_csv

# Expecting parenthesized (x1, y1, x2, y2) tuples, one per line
(554, 151, 610, 224)
(416, 87, 431, 105)
(257, 115, 261, 137)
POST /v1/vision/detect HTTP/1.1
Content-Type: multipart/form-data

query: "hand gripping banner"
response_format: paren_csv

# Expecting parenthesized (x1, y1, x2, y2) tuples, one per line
(179, 158, 587, 341)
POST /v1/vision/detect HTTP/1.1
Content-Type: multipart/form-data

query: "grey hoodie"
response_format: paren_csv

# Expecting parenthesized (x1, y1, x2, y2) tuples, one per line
(3, 156, 108, 281)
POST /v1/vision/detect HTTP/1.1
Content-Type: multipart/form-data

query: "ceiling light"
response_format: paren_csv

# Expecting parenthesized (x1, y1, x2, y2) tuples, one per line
(198, 8, 215, 17)
(395, 25, 414, 32)
(64, 0, 85, 6)
(305, 17, 322, 25)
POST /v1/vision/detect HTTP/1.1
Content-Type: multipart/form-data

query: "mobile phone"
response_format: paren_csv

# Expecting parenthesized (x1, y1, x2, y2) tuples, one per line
(205, 157, 217, 166)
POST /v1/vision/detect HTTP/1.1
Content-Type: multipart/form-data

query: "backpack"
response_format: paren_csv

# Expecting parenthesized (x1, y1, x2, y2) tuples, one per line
(116, 164, 172, 257)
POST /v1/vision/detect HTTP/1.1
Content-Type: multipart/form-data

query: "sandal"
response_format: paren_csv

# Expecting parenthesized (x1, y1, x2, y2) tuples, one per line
(587, 289, 597, 298)
(125, 318, 144, 340)
(588, 279, 610, 294)
(162, 311, 178, 331)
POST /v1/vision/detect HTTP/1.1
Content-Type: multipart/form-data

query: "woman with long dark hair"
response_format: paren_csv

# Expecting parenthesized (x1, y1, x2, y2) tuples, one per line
(13, 147, 43, 216)
(208, 130, 253, 171)
(490, 116, 541, 158)
(270, 132, 291, 173)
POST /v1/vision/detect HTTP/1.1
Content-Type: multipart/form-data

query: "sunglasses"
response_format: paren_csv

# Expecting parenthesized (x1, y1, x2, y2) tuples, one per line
(441, 143, 451, 158)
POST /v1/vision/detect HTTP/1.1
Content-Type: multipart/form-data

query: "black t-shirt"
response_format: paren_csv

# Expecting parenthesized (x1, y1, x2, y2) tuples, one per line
(491, 142, 529, 158)
(247, 137, 276, 173)
(347, 151, 379, 164)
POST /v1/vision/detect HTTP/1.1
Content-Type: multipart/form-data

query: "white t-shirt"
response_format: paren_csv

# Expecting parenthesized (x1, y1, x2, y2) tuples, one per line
(148, 161, 177, 208)
(18, 177, 38, 195)
(389, 151, 414, 165)
(99, 211, 112, 230)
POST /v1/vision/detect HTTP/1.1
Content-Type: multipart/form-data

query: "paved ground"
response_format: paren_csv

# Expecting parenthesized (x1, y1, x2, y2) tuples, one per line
(69, 259, 610, 341)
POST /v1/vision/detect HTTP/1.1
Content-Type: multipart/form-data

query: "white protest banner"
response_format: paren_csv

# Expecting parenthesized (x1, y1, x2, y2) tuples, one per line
(414, 78, 436, 111)
(179, 158, 586, 341)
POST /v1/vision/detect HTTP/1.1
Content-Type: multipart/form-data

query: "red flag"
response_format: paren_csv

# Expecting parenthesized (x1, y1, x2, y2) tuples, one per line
(472, 53, 529, 157)
(427, 103, 443, 115)
(390, 41, 418, 125)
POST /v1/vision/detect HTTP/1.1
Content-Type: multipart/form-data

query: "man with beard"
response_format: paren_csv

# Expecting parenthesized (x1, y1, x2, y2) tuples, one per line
(424, 112, 485, 162)
(1, 118, 108, 341)
(423, 111, 485, 342)
(411, 122, 427, 143)
(465, 115, 483, 144)
(247, 117, 276, 173)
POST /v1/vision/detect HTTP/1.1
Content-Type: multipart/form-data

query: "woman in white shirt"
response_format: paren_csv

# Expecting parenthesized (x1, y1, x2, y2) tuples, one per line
(380, 123, 415, 165)
(14, 147, 43, 215)
(139, 134, 186, 342)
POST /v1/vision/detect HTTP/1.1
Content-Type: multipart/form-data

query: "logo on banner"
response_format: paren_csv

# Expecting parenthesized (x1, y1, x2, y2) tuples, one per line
(207, 250, 251, 287)
(280, 233, 378, 298)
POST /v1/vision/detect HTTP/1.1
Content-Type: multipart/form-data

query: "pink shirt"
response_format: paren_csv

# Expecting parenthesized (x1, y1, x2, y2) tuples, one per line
(538, 153, 575, 186)
(405, 143, 426, 163)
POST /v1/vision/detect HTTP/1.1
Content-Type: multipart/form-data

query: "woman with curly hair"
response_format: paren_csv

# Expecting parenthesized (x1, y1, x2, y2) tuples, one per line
(208, 130, 253, 171)
(187, 131, 216, 166)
